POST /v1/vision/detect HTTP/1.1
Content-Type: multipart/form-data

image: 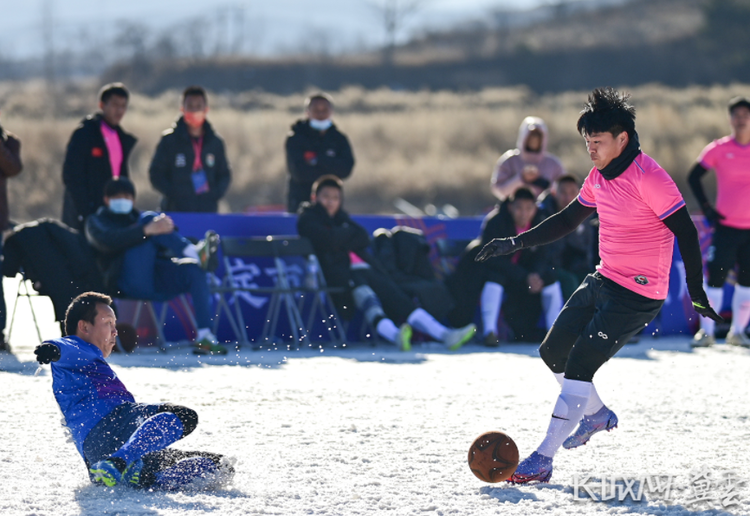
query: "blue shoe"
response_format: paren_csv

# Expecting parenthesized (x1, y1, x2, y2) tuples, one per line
(563, 406, 618, 449)
(508, 451, 553, 484)
(90, 459, 123, 487)
(122, 459, 144, 487)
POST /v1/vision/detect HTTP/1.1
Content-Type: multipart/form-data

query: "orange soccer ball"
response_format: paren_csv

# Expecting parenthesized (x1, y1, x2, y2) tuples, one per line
(467, 431, 519, 483)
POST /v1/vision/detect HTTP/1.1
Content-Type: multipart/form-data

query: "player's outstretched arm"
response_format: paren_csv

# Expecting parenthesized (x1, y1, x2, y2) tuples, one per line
(662, 206, 723, 322)
(687, 163, 725, 224)
(476, 199, 595, 262)
(34, 343, 61, 364)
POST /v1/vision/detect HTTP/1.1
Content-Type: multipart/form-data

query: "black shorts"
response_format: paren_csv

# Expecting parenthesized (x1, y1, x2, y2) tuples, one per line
(706, 223, 750, 287)
(539, 272, 663, 382)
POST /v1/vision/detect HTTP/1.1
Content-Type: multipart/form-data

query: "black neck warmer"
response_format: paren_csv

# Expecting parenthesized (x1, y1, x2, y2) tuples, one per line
(598, 131, 641, 180)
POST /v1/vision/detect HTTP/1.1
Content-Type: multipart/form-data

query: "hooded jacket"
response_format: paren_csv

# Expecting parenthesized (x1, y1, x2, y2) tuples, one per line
(62, 114, 137, 229)
(491, 116, 565, 201)
(285, 119, 355, 212)
(149, 117, 232, 212)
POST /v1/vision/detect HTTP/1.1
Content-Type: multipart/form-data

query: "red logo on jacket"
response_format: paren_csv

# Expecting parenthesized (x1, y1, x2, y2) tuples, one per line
(91, 147, 104, 157)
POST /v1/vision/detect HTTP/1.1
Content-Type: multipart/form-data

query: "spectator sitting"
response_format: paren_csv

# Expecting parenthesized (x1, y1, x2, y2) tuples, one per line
(62, 83, 136, 230)
(538, 174, 594, 299)
(491, 116, 565, 201)
(149, 86, 232, 213)
(286, 92, 355, 213)
(296, 175, 475, 351)
(0, 120, 22, 352)
(84, 178, 223, 355)
(446, 187, 564, 346)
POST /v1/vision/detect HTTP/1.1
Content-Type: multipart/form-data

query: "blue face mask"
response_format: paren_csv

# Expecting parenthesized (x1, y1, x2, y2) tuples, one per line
(108, 198, 133, 214)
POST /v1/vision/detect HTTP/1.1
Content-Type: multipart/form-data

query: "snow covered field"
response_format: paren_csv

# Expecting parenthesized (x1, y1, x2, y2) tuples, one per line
(0, 278, 748, 516)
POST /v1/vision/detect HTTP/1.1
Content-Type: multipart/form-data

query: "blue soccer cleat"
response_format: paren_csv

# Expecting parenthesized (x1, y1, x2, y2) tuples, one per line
(508, 451, 553, 484)
(563, 406, 619, 450)
(90, 459, 124, 487)
(122, 459, 144, 487)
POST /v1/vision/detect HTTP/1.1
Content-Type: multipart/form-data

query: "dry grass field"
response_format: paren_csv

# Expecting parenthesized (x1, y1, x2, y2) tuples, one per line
(0, 79, 743, 223)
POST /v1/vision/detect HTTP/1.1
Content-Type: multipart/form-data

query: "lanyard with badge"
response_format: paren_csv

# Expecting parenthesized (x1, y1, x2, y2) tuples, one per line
(191, 137, 210, 195)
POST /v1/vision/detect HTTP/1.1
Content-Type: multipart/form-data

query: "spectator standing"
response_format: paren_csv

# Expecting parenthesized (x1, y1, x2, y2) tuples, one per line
(0, 119, 22, 351)
(62, 83, 136, 230)
(286, 92, 355, 213)
(85, 178, 224, 355)
(689, 96, 750, 348)
(149, 86, 231, 213)
(492, 116, 565, 201)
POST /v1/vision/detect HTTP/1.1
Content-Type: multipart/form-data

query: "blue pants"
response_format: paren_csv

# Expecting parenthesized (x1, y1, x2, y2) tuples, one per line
(117, 213, 212, 328)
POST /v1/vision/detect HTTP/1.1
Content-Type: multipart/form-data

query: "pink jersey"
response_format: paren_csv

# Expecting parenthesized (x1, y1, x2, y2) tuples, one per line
(100, 121, 123, 179)
(697, 136, 750, 229)
(578, 152, 685, 299)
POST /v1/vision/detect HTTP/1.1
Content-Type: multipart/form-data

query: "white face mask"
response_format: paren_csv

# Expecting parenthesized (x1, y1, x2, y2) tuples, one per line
(109, 198, 133, 214)
(309, 118, 332, 131)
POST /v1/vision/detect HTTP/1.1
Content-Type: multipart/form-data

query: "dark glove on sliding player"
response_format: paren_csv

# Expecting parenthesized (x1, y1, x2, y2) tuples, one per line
(691, 292, 723, 323)
(702, 203, 725, 225)
(475, 236, 524, 262)
(34, 343, 61, 364)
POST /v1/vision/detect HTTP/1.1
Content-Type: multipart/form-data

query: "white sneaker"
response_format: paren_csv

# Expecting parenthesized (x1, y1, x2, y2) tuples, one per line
(691, 329, 715, 348)
(726, 329, 750, 348)
(443, 323, 476, 351)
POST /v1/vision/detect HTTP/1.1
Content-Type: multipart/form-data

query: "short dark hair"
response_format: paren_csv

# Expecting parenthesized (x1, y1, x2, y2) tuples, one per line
(305, 92, 334, 109)
(312, 174, 343, 196)
(510, 186, 536, 203)
(99, 83, 130, 104)
(556, 174, 580, 187)
(65, 292, 113, 337)
(728, 96, 750, 114)
(576, 87, 636, 138)
(182, 85, 208, 104)
(104, 177, 136, 198)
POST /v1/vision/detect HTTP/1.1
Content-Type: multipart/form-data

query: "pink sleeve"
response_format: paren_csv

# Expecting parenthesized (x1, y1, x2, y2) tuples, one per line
(577, 169, 597, 208)
(697, 141, 719, 170)
(641, 167, 686, 220)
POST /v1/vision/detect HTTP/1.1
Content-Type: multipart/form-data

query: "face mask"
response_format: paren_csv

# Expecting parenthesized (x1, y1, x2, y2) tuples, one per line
(309, 118, 332, 131)
(183, 111, 206, 129)
(108, 198, 133, 214)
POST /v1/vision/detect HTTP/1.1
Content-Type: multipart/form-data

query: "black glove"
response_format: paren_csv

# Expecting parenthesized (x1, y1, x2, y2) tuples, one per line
(475, 236, 524, 262)
(702, 203, 725, 225)
(34, 343, 61, 364)
(691, 292, 723, 323)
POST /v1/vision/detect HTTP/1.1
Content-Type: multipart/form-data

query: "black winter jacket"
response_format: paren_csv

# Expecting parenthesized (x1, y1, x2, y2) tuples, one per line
(62, 114, 136, 229)
(149, 117, 231, 212)
(296, 202, 371, 290)
(285, 120, 354, 212)
(0, 125, 22, 230)
(85, 207, 148, 294)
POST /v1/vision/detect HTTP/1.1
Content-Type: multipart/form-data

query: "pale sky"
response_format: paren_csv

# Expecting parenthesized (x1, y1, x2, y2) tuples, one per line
(0, 0, 561, 60)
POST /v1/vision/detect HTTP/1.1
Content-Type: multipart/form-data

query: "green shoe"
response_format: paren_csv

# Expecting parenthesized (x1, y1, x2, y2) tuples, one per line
(193, 338, 228, 355)
(90, 459, 123, 487)
(443, 323, 476, 351)
(398, 323, 412, 352)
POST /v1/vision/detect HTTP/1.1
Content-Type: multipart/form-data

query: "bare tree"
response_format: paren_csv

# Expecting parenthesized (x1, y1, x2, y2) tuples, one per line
(367, 0, 430, 66)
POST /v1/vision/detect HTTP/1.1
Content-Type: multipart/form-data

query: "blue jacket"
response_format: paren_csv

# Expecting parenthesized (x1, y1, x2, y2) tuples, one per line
(49, 336, 135, 458)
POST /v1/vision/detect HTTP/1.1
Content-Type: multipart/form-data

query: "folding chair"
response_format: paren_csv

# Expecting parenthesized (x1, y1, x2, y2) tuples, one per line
(7, 270, 44, 346)
(211, 235, 345, 349)
(115, 295, 197, 351)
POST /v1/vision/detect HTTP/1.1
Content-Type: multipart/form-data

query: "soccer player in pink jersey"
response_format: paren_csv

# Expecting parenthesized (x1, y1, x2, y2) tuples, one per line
(688, 96, 750, 348)
(476, 87, 722, 484)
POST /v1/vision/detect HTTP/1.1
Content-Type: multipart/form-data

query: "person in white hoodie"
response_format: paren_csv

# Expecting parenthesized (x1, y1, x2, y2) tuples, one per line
(491, 116, 565, 201)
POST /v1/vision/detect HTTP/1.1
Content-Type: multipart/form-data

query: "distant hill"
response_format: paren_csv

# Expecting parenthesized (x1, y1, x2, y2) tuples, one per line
(103, 0, 750, 94)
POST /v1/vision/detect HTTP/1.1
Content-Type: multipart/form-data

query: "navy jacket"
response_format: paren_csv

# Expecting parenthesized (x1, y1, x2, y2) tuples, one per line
(149, 117, 231, 213)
